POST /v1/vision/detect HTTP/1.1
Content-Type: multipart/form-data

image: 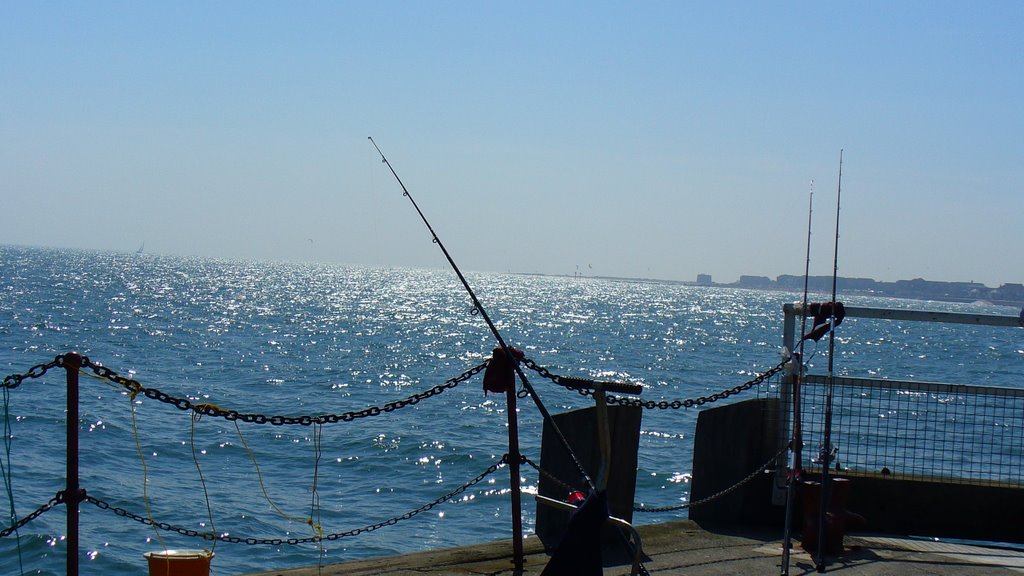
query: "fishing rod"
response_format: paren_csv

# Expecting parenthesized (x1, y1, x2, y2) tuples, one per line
(816, 151, 843, 573)
(781, 180, 813, 576)
(367, 137, 597, 491)
(796, 180, 813, 489)
(368, 137, 648, 575)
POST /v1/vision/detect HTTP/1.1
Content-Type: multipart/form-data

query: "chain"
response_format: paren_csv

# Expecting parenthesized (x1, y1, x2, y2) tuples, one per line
(84, 456, 510, 545)
(2, 356, 65, 390)
(8, 353, 784, 413)
(525, 443, 789, 514)
(522, 457, 584, 495)
(633, 442, 790, 512)
(79, 357, 487, 426)
(0, 493, 63, 539)
(3, 358, 68, 539)
(521, 356, 788, 409)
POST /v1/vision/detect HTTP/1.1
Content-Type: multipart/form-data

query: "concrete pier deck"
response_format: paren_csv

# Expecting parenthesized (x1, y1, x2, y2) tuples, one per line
(244, 520, 1024, 575)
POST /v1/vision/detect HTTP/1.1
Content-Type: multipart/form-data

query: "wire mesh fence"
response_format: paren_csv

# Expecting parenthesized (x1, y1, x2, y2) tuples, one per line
(799, 375, 1024, 486)
(783, 304, 1024, 488)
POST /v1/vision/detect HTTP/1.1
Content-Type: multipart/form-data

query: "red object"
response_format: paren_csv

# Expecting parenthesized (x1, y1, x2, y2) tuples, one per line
(482, 346, 524, 394)
(800, 478, 866, 556)
(566, 491, 586, 506)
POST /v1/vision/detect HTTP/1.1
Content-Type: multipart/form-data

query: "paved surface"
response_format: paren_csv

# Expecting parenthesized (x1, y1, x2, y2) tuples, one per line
(244, 520, 1024, 575)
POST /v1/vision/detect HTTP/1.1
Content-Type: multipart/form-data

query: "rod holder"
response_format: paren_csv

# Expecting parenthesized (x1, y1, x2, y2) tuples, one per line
(558, 377, 643, 396)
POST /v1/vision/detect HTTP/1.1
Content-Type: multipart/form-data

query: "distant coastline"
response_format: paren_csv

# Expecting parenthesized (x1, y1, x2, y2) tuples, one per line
(5, 243, 1021, 310)
(542, 271, 1024, 309)
(723, 274, 1024, 309)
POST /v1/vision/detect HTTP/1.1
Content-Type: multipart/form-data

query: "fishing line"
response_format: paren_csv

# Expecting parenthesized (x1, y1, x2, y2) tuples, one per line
(78, 367, 176, 551)
(127, 384, 168, 552)
(2, 385, 26, 575)
(368, 138, 382, 261)
(309, 422, 325, 571)
(782, 180, 813, 576)
(796, 180, 815, 471)
(189, 411, 217, 554)
(220, 409, 313, 528)
(816, 150, 844, 573)
(367, 137, 650, 575)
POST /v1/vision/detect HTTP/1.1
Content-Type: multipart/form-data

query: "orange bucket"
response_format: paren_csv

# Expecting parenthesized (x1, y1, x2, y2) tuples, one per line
(144, 549, 214, 576)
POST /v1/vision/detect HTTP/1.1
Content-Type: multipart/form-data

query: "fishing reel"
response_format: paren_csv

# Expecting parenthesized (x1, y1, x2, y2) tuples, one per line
(812, 443, 839, 468)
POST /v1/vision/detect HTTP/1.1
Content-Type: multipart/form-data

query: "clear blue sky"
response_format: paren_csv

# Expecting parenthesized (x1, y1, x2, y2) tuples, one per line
(3, 1, 1021, 286)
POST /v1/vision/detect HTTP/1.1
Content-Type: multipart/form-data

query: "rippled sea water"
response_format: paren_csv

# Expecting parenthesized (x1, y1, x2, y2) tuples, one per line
(1, 245, 1021, 575)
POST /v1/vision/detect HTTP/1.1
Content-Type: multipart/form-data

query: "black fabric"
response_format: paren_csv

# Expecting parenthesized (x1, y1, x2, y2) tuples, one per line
(541, 490, 609, 576)
(801, 302, 846, 342)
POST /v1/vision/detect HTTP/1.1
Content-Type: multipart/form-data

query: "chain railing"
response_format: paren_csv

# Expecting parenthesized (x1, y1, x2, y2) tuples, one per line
(5, 353, 786, 419)
(2, 356, 65, 390)
(521, 355, 789, 409)
(5, 355, 483, 425)
(81, 456, 510, 546)
(0, 494, 64, 539)
(2, 455, 509, 548)
(2, 355, 71, 541)
(525, 442, 789, 514)
(2, 352, 792, 557)
(631, 442, 790, 512)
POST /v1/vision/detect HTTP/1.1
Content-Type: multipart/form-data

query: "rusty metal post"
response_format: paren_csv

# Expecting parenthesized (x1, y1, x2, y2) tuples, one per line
(62, 352, 82, 576)
(505, 383, 524, 574)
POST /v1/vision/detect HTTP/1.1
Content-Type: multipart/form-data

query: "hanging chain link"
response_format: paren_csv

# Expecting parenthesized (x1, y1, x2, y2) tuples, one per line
(525, 443, 790, 514)
(522, 457, 584, 494)
(633, 442, 791, 512)
(7, 353, 786, 413)
(83, 456, 510, 546)
(4, 353, 793, 540)
(76, 357, 487, 426)
(0, 493, 64, 539)
(521, 356, 789, 409)
(2, 356, 65, 390)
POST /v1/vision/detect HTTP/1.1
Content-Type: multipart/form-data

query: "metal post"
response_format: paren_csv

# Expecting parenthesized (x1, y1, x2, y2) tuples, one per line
(63, 352, 82, 576)
(780, 304, 797, 575)
(505, 384, 524, 573)
(593, 385, 611, 491)
(782, 304, 801, 470)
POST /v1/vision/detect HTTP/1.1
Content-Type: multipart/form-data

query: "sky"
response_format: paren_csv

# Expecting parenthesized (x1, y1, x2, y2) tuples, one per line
(2, 2, 1021, 287)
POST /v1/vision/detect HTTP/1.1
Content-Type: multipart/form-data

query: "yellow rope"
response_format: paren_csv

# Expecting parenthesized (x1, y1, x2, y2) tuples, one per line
(311, 422, 325, 571)
(189, 409, 218, 554)
(222, 408, 314, 527)
(83, 372, 318, 549)
(78, 369, 169, 547)
(78, 369, 166, 547)
(78, 368, 123, 392)
(127, 381, 167, 552)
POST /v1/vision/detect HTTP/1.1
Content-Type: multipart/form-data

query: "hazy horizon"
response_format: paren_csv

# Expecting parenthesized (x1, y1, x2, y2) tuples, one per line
(4, 241, 1018, 291)
(3, 3, 1021, 287)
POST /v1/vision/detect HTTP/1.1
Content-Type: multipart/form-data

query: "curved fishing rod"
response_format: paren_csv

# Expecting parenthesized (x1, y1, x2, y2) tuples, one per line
(367, 137, 596, 493)
(781, 181, 813, 576)
(816, 151, 843, 573)
(796, 180, 813, 482)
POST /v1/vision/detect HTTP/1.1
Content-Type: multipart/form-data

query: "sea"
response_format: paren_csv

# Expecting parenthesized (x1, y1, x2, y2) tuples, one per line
(1, 244, 1022, 575)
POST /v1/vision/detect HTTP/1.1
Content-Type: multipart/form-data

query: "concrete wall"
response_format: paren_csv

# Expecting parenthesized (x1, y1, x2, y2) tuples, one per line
(689, 397, 1024, 544)
(689, 398, 782, 526)
(535, 405, 643, 548)
(813, 473, 1024, 544)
